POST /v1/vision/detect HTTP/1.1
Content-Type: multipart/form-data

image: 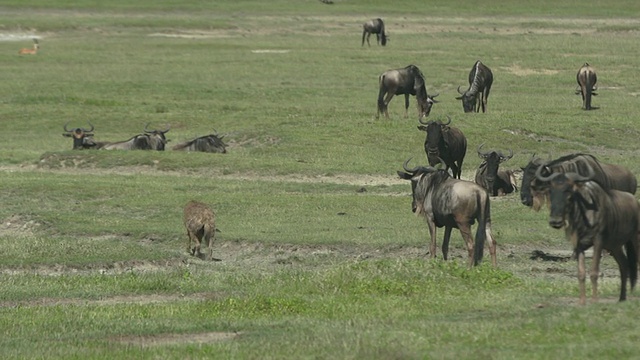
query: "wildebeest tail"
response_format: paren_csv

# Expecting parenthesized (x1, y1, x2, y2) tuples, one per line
(627, 236, 638, 290)
(377, 76, 386, 114)
(473, 191, 489, 265)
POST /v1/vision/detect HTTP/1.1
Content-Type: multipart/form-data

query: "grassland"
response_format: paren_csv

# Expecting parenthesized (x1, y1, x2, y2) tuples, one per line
(2, 0, 640, 358)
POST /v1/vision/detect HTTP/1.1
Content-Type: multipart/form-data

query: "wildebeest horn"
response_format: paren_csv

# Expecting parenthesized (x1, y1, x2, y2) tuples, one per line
(441, 115, 452, 126)
(82, 122, 94, 132)
(457, 86, 465, 95)
(144, 123, 152, 133)
(567, 160, 595, 182)
(477, 143, 489, 158)
(402, 157, 421, 174)
(63, 122, 73, 132)
(534, 164, 560, 182)
(418, 116, 431, 125)
(502, 148, 514, 161)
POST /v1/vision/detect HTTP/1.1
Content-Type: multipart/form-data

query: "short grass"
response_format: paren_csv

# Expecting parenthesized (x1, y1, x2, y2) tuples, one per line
(2, 1, 640, 358)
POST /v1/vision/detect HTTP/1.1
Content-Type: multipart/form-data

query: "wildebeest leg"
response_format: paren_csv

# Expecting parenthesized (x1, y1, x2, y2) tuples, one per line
(442, 226, 452, 260)
(204, 231, 213, 261)
(482, 87, 491, 113)
(383, 92, 395, 118)
(427, 218, 438, 259)
(590, 241, 603, 303)
(375, 33, 380, 45)
(187, 230, 195, 255)
(362, 30, 366, 46)
(485, 220, 497, 267)
(457, 222, 475, 268)
(577, 250, 587, 305)
(610, 247, 629, 302)
(403, 94, 410, 118)
(366, 32, 372, 46)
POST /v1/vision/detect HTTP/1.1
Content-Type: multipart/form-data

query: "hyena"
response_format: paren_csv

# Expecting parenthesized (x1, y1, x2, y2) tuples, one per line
(183, 200, 216, 260)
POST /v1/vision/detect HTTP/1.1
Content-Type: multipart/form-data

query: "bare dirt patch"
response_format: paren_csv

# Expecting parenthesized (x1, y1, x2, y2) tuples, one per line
(112, 331, 240, 347)
(501, 64, 559, 76)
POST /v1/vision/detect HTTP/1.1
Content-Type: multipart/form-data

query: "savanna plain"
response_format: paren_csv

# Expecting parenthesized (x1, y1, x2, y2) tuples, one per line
(2, 0, 640, 358)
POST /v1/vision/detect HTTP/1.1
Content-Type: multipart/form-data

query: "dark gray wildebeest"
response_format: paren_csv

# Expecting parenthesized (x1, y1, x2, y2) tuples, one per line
(62, 122, 97, 150)
(520, 153, 637, 211)
(576, 63, 598, 110)
(417, 116, 466, 179)
(474, 144, 517, 196)
(397, 159, 497, 267)
(537, 161, 639, 305)
(172, 131, 227, 153)
(183, 200, 217, 261)
(377, 64, 439, 120)
(456, 60, 493, 113)
(97, 124, 170, 150)
(361, 18, 387, 47)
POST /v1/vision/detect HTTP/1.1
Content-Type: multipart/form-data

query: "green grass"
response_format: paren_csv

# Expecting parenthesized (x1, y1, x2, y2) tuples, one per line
(2, 0, 640, 358)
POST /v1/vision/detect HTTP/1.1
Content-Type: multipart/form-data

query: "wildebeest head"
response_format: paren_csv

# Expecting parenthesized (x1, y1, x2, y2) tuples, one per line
(536, 160, 595, 229)
(413, 72, 439, 119)
(417, 116, 451, 167)
(172, 131, 228, 153)
(397, 158, 446, 214)
(63, 121, 96, 150)
(143, 123, 170, 150)
(520, 155, 551, 210)
(477, 143, 513, 192)
(456, 86, 477, 113)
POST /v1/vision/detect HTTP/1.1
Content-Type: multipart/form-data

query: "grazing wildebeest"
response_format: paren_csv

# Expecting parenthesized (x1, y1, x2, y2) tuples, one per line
(172, 131, 227, 153)
(362, 18, 387, 47)
(397, 159, 497, 267)
(576, 63, 598, 110)
(537, 161, 639, 305)
(62, 122, 97, 150)
(183, 200, 217, 261)
(417, 116, 467, 179)
(520, 153, 637, 211)
(98, 124, 170, 151)
(474, 144, 517, 196)
(377, 64, 439, 120)
(456, 60, 493, 113)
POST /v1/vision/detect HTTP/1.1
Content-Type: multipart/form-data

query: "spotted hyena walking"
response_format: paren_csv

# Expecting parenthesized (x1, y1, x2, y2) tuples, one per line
(183, 200, 216, 260)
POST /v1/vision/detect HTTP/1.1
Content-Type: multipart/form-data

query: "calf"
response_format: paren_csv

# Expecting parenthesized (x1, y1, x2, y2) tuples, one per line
(183, 200, 217, 260)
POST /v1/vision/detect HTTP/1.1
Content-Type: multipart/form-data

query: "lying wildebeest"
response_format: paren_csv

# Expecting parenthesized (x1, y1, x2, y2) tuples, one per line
(62, 122, 97, 150)
(537, 161, 639, 305)
(361, 18, 387, 47)
(474, 144, 517, 196)
(417, 116, 466, 179)
(576, 63, 598, 110)
(172, 131, 227, 153)
(377, 64, 439, 120)
(397, 158, 497, 267)
(456, 60, 493, 113)
(183, 200, 217, 260)
(97, 124, 170, 151)
(520, 153, 637, 210)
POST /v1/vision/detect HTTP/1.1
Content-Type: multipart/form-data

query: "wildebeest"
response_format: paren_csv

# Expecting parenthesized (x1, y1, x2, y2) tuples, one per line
(456, 60, 493, 113)
(520, 153, 637, 211)
(183, 200, 217, 261)
(474, 144, 517, 196)
(417, 116, 466, 179)
(62, 122, 97, 150)
(576, 63, 598, 110)
(397, 159, 497, 267)
(362, 18, 387, 47)
(172, 131, 227, 153)
(537, 161, 639, 304)
(377, 64, 439, 120)
(98, 124, 170, 150)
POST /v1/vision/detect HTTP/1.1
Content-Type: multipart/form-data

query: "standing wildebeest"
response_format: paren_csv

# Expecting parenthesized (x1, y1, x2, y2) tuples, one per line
(397, 159, 497, 267)
(377, 64, 439, 120)
(474, 144, 517, 196)
(172, 131, 227, 153)
(183, 200, 217, 261)
(62, 122, 97, 150)
(97, 124, 170, 150)
(537, 161, 639, 304)
(456, 60, 493, 113)
(576, 63, 598, 110)
(361, 18, 387, 47)
(520, 153, 637, 210)
(417, 116, 467, 179)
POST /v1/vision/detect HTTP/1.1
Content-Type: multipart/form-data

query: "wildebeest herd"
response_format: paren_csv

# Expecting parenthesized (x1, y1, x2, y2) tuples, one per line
(62, 122, 228, 153)
(363, 18, 635, 305)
